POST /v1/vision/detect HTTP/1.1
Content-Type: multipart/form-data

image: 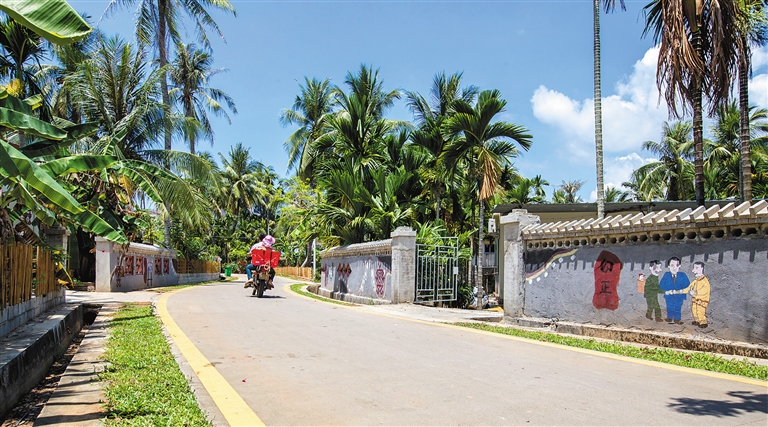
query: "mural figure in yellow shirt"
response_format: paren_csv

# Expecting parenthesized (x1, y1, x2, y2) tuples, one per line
(666, 261, 710, 329)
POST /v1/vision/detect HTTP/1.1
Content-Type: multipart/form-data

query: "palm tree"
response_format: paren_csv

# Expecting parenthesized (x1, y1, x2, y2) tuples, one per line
(504, 177, 547, 204)
(104, 0, 236, 245)
(279, 77, 335, 182)
(633, 121, 695, 200)
(443, 89, 532, 309)
(733, 0, 767, 201)
(604, 186, 631, 203)
(0, 16, 49, 145)
(58, 36, 218, 255)
(315, 157, 372, 244)
(706, 103, 768, 198)
(67, 35, 167, 158)
(406, 71, 478, 221)
(218, 142, 267, 234)
(593, 0, 625, 219)
(169, 43, 236, 155)
(642, 0, 739, 206)
(0, 16, 46, 99)
(555, 180, 585, 203)
(313, 65, 403, 180)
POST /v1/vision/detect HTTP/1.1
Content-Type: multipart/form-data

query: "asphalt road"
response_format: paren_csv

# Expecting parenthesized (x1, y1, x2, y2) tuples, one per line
(164, 277, 768, 426)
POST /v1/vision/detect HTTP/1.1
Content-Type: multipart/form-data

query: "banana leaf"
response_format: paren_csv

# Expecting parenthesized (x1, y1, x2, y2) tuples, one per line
(0, 91, 35, 115)
(0, 144, 128, 244)
(0, 0, 92, 46)
(40, 155, 117, 176)
(0, 107, 68, 140)
(0, 140, 83, 214)
(64, 208, 128, 244)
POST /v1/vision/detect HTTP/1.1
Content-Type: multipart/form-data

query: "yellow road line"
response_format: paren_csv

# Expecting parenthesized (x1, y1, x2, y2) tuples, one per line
(157, 289, 264, 427)
(285, 282, 768, 388)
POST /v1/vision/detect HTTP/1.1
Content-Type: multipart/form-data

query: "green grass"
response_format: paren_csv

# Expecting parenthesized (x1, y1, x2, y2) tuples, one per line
(289, 283, 356, 306)
(455, 322, 768, 380)
(101, 303, 211, 426)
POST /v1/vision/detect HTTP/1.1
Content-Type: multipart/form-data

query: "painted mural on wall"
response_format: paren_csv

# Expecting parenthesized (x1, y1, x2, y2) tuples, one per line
(519, 240, 768, 344)
(337, 264, 351, 294)
(321, 255, 392, 300)
(593, 250, 622, 310)
(637, 260, 664, 322)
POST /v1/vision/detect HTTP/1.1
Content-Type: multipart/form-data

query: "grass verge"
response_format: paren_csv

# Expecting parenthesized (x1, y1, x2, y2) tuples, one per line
(455, 322, 768, 380)
(100, 303, 211, 426)
(289, 283, 356, 306)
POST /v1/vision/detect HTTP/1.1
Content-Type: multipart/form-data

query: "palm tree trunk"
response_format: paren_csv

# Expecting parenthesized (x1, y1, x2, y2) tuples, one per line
(738, 41, 751, 202)
(476, 196, 485, 311)
(593, 0, 605, 219)
(159, 0, 173, 247)
(692, 30, 705, 207)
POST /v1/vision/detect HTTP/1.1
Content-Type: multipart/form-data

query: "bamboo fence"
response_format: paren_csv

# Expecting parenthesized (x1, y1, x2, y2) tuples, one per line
(0, 243, 57, 311)
(176, 258, 220, 274)
(275, 266, 313, 280)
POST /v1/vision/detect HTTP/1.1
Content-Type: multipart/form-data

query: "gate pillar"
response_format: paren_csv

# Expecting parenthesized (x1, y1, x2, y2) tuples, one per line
(391, 226, 417, 303)
(499, 211, 539, 318)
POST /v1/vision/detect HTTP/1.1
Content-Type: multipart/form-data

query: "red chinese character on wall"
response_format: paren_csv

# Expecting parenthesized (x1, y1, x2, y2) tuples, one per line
(593, 250, 622, 310)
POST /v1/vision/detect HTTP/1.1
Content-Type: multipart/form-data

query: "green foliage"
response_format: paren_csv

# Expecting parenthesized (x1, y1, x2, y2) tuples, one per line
(101, 304, 211, 426)
(0, 0, 92, 46)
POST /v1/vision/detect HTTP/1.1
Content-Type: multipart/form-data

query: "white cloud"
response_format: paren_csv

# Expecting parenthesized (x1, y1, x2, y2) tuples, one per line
(531, 47, 668, 160)
(746, 46, 767, 109)
(752, 45, 768, 69)
(749, 74, 767, 109)
(587, 153, 653, 201)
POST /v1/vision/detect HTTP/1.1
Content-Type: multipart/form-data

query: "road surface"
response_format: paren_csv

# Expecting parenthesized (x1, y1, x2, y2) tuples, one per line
(162, 277, 768, 426)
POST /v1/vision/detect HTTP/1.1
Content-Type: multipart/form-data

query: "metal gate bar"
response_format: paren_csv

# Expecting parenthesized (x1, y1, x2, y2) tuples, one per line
(415, 238, 458, 303)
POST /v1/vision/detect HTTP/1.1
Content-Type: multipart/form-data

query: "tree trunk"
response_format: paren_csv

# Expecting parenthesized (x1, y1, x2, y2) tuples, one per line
(476, 198, 484, 310)
(593, 0, 605, 219)
(692, 30, 705, 207)
(738, 40, 751, 203)
(300, 239, 312, 268)
(159, 0, 174, 247)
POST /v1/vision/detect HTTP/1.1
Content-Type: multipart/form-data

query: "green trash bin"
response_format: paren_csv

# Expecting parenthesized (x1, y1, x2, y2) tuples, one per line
(223, 266, 233, 277)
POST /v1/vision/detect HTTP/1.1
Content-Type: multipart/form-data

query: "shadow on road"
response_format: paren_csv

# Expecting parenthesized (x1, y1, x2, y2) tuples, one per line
(248, 295, 285, 299)
(668, 390, 767, 417)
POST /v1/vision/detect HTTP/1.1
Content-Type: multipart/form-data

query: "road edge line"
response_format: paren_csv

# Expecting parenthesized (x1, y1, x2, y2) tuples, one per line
(157, 289, 265, 427)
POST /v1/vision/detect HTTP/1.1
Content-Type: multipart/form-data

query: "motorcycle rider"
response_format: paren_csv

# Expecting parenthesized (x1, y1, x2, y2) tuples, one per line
(245, 233, 276, 288)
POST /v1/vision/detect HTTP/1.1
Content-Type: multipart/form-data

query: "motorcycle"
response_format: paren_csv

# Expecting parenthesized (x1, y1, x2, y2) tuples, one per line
(244, 248, 280, 298)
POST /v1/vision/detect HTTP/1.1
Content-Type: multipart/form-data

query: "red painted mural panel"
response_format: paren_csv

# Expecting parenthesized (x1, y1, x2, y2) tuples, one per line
(593, 250, 622, 310)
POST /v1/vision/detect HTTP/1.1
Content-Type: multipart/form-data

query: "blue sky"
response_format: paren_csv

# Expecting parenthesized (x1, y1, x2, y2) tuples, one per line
(72, 0, 768, 201)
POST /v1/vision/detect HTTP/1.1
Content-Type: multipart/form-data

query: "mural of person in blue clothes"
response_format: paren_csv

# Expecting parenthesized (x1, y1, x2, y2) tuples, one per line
(659, 257, 689, 324)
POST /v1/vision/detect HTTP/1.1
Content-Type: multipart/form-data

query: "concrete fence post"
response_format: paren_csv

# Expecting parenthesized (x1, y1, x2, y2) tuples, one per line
(94, 237, 116, 292)
(500, 210, 539, 318)
(390, 226, 417, 303)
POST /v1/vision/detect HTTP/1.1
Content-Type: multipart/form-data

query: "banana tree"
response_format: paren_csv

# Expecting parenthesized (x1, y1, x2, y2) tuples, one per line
(0, 0, 92, 45)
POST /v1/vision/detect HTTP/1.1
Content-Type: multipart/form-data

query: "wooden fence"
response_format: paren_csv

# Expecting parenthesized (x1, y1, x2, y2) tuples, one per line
(0, 243, 58, 310)
(176, 258, 220, 274)
(275, 266, 313, 280)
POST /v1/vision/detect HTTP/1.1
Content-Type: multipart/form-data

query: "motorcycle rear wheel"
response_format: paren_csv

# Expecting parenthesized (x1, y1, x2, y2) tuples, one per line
(256, 280, 265, 298)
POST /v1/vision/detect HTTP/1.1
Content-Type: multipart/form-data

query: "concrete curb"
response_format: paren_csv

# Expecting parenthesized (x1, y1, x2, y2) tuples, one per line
(0, 304, 83, 419)
(507, 316, 768, 359)
(35, 304, 115, 426)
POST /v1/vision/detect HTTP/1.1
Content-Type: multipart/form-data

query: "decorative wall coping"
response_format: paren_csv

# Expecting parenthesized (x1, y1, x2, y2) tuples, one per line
(521, 200, 768, 248)
(95, 237, 177, 257)
(322, 239, 393, 258)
